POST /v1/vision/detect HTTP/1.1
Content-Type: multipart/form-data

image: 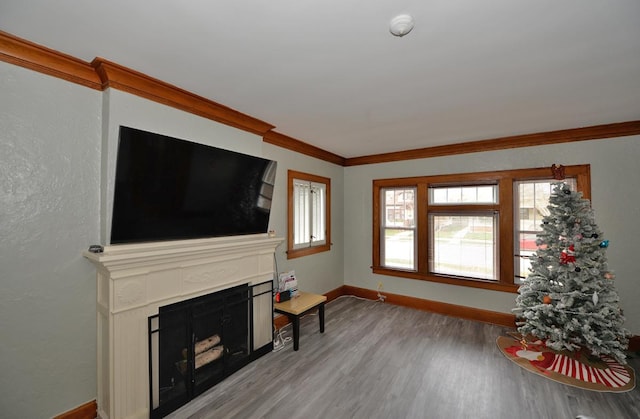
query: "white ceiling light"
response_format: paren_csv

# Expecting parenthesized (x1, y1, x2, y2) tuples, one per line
(389, 14, 415, 37)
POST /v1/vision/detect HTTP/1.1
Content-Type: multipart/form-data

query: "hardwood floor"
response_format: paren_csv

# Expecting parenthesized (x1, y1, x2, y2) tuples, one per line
(167, 296, 640, 419)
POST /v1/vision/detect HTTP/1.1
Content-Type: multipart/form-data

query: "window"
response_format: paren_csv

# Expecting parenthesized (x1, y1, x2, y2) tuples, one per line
(430, 213, 498, 280)
(428, 184, 499, 281)
(372, 165, 590, 292)
(514, 178, 576, 284)
(287, 170, 331, 259)
(380, 187, 416, 270)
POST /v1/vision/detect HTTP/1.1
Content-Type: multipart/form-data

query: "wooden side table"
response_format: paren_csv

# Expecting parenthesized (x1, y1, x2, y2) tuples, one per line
(273, 291, 327, 351)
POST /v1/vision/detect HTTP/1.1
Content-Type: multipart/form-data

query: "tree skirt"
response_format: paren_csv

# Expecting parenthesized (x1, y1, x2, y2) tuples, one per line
(497, 334, 635, 392)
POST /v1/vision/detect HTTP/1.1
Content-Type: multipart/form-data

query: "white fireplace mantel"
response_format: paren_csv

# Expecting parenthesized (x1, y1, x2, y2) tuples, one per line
(84, 234, 282, 419)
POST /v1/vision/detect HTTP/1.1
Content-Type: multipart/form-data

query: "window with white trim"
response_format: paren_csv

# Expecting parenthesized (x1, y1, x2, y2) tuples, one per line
(287, 170, 331, 259)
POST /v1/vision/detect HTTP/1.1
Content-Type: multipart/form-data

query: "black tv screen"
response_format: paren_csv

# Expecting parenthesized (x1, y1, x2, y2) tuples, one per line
(110, 126, 277, 244)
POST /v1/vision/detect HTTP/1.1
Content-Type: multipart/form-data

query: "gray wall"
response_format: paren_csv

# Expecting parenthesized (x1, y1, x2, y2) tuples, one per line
(263, 143, 345, 295)
(0, 63, 345, 417)
(1, 58, 638, 418)
(343, 136, 640, 335)
(0, 62, 101, 417)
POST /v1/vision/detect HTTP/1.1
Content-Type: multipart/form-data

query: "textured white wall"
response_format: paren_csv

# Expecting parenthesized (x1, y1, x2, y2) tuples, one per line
(0, 62, 102, 417)
(343, 136, 640, 335)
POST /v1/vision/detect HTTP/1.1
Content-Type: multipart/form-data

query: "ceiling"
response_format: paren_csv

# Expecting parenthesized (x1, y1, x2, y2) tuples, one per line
(2, 1, 640, 158)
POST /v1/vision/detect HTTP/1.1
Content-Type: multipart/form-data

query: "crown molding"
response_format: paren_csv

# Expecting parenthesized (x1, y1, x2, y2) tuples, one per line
(0, 31, 274, 136)
(344, 121, 640, 166)
(0, 30, 101, 89)
(91, 58, 274, 136)
(263, 130, 346, 166)
(2, 31, 639, 167)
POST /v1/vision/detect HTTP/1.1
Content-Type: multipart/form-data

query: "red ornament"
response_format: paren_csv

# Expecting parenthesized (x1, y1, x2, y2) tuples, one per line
(560, 245, 576, 264)
(543, 295, 552, 304)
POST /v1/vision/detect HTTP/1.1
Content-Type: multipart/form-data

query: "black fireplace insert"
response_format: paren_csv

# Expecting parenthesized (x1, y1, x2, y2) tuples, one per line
(148, 281, 273, 418)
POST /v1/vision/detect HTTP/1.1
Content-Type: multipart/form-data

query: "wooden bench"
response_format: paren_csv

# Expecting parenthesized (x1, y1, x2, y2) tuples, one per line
(274, 291, 327, 351)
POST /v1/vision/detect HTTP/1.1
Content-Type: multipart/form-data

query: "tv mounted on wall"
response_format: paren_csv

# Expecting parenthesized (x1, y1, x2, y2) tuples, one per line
(110, 126, 277, 244)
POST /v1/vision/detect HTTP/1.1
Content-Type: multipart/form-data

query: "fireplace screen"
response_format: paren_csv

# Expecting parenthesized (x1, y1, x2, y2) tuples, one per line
(148, 282, 267, 418)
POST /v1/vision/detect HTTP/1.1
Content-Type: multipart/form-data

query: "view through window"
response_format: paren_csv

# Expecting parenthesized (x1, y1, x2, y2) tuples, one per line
(372, 165, 590, 292)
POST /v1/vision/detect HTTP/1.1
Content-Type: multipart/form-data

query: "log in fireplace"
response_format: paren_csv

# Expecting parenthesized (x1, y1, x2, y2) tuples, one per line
(149, 281, 272, 418)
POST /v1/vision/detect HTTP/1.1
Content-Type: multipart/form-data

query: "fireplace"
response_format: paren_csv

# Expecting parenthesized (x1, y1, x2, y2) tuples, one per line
(149, 281, 272, 418)
(84, 235, 281, 419)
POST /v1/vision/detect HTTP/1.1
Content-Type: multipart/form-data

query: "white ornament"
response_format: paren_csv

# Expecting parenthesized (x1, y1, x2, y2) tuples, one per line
(592, 292, 599, 305)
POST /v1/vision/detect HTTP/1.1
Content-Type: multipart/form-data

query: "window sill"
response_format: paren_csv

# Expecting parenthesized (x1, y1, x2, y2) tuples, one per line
(371, 266, 519, 293)
(287, 244, 331, 259)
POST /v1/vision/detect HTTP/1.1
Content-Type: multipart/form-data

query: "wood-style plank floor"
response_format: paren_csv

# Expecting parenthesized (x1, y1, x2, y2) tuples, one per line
(167, 296, 640, 419)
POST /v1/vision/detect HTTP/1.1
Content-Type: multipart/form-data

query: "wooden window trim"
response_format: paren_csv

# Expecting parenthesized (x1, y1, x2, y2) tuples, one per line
(287, 170, 331, 259)
(372, 164, 591, 293)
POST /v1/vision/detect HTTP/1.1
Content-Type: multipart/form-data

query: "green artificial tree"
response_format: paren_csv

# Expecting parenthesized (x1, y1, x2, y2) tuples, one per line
(514, 182, 628, 363)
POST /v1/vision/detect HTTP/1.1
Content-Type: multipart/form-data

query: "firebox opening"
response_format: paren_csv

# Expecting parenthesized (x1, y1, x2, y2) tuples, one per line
(149, 281, 271, 418)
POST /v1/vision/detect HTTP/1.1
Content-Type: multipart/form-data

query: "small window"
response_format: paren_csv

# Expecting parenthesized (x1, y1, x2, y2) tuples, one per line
(287, 170, 331, 259)
(381, 187, 416, 270)
(430, 185, 498, 205)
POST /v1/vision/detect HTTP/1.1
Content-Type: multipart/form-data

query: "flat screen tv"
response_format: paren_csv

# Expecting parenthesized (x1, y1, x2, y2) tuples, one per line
(110, 126, 277, 244)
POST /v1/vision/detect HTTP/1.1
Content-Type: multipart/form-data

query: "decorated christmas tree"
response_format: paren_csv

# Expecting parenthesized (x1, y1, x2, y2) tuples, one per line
(514, 181, 628, 363)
